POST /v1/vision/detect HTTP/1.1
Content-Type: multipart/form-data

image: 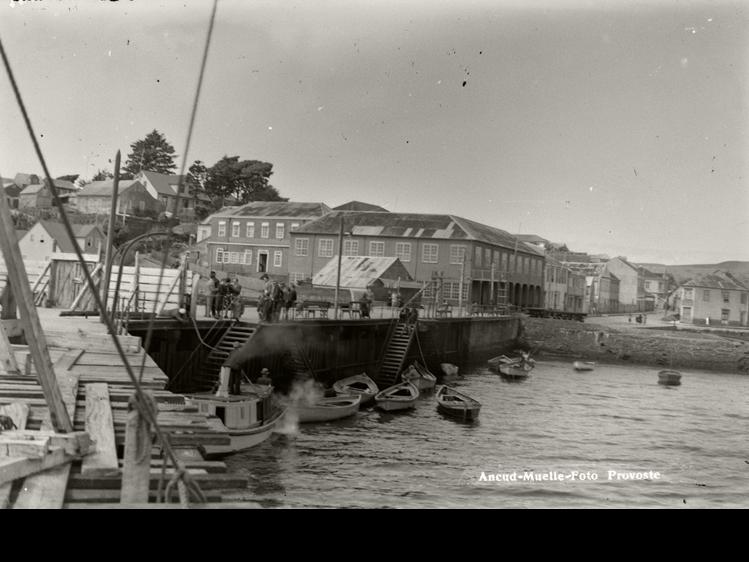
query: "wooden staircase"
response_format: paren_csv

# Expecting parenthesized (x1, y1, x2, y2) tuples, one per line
(193, 323, 256, 392)
(376, 320, 416, 387)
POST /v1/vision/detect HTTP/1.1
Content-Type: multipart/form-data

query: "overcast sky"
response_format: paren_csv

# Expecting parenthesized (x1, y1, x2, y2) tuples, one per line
(1, 0, 747, 265)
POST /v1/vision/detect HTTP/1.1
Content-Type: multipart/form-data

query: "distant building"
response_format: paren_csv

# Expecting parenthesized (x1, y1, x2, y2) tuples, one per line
(332, 201, 389, 212)
(134, 170, 211, 218)
(198, 201, 331, 277)
(13, 173, 40, 189)
(18, 179, 78, 210)
(677, 270, 749, 326)
(74, 179, 158, 215)
(604, 256, 645, 313)
(636, 264, 676, 310)
(289, 211, 545, 308)
(18, 220, 100, 262)
(311, 255, 416, 302)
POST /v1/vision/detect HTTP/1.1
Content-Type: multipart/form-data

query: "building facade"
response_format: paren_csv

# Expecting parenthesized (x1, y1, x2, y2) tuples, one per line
(678, 270, 749, 326)
(289, 211, 545, 308)
(199, 201, 331, 277)
(73, 180, 159, 216)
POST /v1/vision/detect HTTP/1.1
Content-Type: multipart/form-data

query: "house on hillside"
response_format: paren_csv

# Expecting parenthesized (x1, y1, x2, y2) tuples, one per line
(677, 270, 749, 326)
(18, 220, 101, 262)
(13, 173, 40, 189)
(73, 179, 159, 216)
(2, 179, 20, 209)
(134, 170, 211, 218)
(18, 179, 78, 210)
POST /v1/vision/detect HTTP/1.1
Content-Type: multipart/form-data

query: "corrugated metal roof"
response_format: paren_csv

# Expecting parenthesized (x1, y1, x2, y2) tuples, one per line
(76, 180, 142, 197)
(312, 256, 413, 288)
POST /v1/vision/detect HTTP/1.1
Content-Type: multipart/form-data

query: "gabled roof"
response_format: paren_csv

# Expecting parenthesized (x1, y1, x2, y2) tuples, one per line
(295, 211, 543, 255)
(139, 170, 185, 196)
(202, 201, 331, 222)
(312, 256, 413, 288)
(37, 220, 76, 252)
(4, 184, 21, 197)
(71, 223, 103, 238)
(45, 178, 77, 191)
(607, 256, 639, 271)
(14, 173, 39, 186)
(682, 270, 748, 291)
(513, 233, 551, 246)
(76, 180, 143, 197)
(333, 201, 389, 212)
(20, 183, 47, 195)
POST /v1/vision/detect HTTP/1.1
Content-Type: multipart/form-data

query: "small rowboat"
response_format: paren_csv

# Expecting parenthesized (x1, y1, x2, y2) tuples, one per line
(401, 362, 437, 391)
(498, 361, 533, 380)
(487, 355, 518, 370)
(658, 369, 682, 386)
(374, 381, 419, 411)
(436, 385, 481, 421)
(296, 394, 362, 423)
(332, 373, 379, 406)
(573, 361, 596, 371)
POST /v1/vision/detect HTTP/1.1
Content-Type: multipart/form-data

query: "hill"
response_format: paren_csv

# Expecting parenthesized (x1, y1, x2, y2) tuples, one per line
(637, 261, 749, 286)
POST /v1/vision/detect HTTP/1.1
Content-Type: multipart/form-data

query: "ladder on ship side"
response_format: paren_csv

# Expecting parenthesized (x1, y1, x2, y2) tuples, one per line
(193, 323, 256, 392)
(376, 320, 416, 387)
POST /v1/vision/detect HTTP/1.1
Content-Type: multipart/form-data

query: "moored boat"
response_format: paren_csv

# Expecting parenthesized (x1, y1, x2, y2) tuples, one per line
(401, 362, 437, 391)
(436, 385, 481, 421)
(658, 369, 682, 386)
(332, 373, 379, 406)
(295, 394, 362, 423)
(573, 361, 596, 371)
(184, 366, 286, 457)
(498, 361, 533, 380)
(374, 381, 419, 411)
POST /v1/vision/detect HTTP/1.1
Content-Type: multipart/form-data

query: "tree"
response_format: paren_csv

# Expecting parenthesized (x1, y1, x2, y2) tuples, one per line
(186, 160, 214, 220)
(123, 129, 178, 177)
(205, 156, 286, 205)
(92, 169, 114, 181)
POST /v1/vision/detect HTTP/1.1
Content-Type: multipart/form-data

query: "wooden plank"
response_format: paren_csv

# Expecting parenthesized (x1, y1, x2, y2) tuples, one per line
(0, 319, 20, 374)
(0, 194, 72, 433)
(68, 263, 102, 311)
(0, 447, 69, 487)
(81, 383, 119, 476)
(0, 402, 29, 508)
(120, 394, 154, 504)
(155, 262, 184, 316)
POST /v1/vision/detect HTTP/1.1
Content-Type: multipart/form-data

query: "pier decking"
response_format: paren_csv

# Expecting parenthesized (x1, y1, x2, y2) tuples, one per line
(0, 309, 256, 508)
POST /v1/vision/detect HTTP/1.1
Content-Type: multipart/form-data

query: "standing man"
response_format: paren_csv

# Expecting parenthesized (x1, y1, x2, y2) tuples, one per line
(206, 271, 220, 319)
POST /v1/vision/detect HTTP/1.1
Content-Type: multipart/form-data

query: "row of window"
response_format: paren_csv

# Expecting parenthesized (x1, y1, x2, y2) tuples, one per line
(423, 282, 469, 300)
(292, 238, 540, 273)
(217, 221, 301, 240)
(215, 248, 283, 268)
(683, 287, 748, 304)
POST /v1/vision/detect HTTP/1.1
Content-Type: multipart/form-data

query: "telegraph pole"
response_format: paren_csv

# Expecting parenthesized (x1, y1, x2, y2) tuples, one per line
(334, 215, 344, 320)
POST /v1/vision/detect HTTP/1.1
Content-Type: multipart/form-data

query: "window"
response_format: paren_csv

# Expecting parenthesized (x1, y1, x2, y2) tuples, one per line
(395, 242, 411, 262)
(501, 253, 508, 272)
(683, 288, 694, 300)
(215, 248, 224, 263)
(246, 222, 255, 238)
(291, 223, 300, 232)
(343, 239, 359, 256)
(261, 222, 269, 238)
(493, 250, 499, 266)
(289, 272, 305, 284)
(229, 252, 239, 264)
(721, 309, 730, 322)
(276, 223, 285, 240)
(474, 246, 482, 267)
(444, 281, 468, 301)
(422, 243, 438, 263)
(241, 249, 252, 265)
(703, 289, 710, 302)
(217, 221, 226, 237)
(318, 238, 334, 257)
(369, 241, 385, 257)
(139, 200, 145, 212)
(273, 251, 283, 268)
(231, 222, 240, 237)
(722, 291, 730, 304)
(295, 238, 309, 256)
(484, 248, 491, 266)
(524, 257, 530, 275)
(742, 293, 747, 305)
(450, 245, 466, 265)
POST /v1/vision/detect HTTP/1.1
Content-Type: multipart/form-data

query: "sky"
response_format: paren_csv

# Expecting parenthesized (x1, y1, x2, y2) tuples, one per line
(1, 0, 747, 265)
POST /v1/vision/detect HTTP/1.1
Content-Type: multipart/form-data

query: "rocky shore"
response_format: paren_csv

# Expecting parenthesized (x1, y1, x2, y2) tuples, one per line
(522, 316, 749, 374)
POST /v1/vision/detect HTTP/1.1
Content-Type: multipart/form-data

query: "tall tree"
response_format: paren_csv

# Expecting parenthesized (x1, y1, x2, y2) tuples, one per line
(186, 160, 212, 220)
(205, 156, 285, 204)
(123, 129, 178, 177)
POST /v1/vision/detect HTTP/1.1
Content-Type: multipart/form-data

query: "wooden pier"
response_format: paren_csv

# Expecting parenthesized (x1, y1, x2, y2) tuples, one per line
(0, 309, 257, 508)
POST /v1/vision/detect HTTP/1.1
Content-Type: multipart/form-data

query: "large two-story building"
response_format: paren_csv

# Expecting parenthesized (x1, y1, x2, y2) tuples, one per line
(288, 211, 545, 308)
(198, 201, 331, 277)
(677, 270, 749, 326)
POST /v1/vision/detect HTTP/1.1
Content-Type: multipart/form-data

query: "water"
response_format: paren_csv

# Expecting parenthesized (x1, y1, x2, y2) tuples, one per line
(223, 361, 749, 508)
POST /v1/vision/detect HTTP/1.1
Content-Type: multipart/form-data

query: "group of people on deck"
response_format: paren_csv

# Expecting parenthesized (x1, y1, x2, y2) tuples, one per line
(206, 271, 243, 319)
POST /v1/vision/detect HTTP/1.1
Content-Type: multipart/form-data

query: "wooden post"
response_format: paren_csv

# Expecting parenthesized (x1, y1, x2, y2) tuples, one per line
(334, 215, 344, 320)
(68, 262, 102, 311)
(121, 393, 154, 504)
(133, 250, 140, 312)
(155, 261, 185, 315)
(100, 150, 121, 322)
(177, 252, 187, 310)
(0, 191, 73, 432)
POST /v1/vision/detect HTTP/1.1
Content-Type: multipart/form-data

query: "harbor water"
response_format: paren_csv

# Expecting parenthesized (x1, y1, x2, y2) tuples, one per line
(223, 361, 749, 508)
